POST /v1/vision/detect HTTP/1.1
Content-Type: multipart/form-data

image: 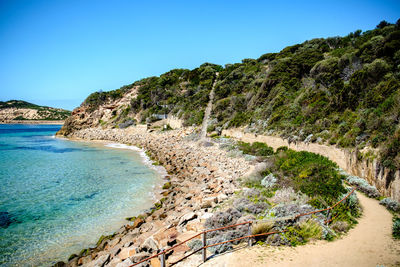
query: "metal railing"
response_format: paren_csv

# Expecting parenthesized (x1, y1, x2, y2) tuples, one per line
(130, 187, 357, 267)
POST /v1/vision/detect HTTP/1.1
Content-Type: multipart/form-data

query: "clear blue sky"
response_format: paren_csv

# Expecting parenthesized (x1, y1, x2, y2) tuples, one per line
(0, 0, 399, 110)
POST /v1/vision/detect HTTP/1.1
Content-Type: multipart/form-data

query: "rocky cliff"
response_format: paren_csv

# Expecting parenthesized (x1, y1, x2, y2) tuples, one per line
(56, 88, 138, 136)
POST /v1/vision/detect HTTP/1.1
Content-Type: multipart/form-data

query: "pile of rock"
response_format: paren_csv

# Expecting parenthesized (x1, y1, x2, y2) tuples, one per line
(57, 127, 254, 267)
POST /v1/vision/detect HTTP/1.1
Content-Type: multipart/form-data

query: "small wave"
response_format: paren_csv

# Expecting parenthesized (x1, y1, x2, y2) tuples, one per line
(105, 143, 141, 151)
(104, 143, 168, 177)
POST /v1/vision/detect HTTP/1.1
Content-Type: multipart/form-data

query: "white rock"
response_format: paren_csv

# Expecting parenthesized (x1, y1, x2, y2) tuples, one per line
(115, 258, 133, 267)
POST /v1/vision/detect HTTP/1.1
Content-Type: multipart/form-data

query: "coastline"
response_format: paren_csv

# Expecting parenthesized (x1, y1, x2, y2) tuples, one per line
(1, 125, 170, 267)
(63, 136, 169, 209)
(57, 126, 253, 267)
(0, 120, 64, 125)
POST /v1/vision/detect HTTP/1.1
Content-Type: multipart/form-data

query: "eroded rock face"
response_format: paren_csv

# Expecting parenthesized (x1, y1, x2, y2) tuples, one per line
(56, 88, 139, 136)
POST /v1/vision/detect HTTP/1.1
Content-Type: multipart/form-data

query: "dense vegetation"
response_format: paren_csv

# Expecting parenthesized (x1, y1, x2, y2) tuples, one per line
(82, 20, 400, 170)
(0, 100, 71, 120)
(233, 141, 360, 244)
(237, 141, 274, 157)
(0, 100, 41, 109)
(240, 143, 348, 208)
(273, 149, 346, 207)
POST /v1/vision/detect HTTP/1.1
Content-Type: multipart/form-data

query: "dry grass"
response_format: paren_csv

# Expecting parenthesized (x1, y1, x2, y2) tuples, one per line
(298, 219, 323, 241)
(252, 221, 274, 235)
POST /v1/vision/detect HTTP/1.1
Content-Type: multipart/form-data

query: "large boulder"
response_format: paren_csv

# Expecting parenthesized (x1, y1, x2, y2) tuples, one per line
(115, 257, 133, 267)
(132, 217, 144, 229)
(141, 237, 159, 253)
(93, 254, 110, 267)
(178, 212, 197, 227)
(118, 247, 136, 260)
(130, 252, 151, 264)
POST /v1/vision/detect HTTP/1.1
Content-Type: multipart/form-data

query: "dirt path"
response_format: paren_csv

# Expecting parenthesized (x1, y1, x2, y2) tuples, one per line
(200, 73, 218, 140)
(199, 192, 400, 267)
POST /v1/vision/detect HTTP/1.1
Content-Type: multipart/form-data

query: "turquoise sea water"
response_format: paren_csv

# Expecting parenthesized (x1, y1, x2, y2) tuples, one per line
(0, 124, 162, 266)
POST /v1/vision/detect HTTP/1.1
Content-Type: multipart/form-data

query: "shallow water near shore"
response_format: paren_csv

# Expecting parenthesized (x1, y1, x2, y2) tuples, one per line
(0, 124, 162, 266)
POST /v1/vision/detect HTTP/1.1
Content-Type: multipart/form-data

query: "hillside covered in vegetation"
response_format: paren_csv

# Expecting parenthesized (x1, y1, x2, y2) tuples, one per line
(0, 100, 71, 121)
(62, 20, 400, 170)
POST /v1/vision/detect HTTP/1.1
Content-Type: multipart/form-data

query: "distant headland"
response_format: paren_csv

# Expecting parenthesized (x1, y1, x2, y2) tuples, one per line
(0, 100, 71, 124)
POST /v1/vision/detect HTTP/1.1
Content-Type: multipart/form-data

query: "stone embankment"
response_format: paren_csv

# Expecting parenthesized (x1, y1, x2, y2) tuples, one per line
(61, 127, 254, 267)
(222, 128, 400, 202)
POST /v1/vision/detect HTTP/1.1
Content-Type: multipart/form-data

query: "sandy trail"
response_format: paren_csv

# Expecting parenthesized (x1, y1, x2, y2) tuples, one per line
(199, 192, 400, 267)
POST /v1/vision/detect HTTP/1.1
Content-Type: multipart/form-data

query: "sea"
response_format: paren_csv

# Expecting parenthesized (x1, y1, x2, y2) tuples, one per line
(0, 124, 163, 266)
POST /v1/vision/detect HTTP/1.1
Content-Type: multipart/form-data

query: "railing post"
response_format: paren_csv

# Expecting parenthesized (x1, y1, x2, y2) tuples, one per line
(326, 208, 331, 225)
(248, 221, 253, 247)
(202, 232, 207, 262)
(160, 249, 166, 267)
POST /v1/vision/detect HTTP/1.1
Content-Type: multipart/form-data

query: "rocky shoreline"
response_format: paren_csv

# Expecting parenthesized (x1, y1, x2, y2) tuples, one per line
(57, 127, 254, 267)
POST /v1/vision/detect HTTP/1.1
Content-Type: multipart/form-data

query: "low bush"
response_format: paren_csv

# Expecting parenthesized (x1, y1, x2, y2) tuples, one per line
(237, 141, 274, 157)
(380, 198, 400, 212)
(345, 175, 380, 198)
(260, 173, 277, 188)
(275, 149, 346, 206)
(393, 217, 400, 239)
(272, 187, 309, 205)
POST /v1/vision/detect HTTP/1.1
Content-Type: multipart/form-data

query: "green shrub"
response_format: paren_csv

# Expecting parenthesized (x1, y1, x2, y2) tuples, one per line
(162, 182, 171, 190)
(380, 129, 400, 170)
(13, 115, 26, 120)
(237, 141, 274, 157)
(393, 217, 400, 239)
(229, 112, 251, 127)
(275, 149, 346, 206)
